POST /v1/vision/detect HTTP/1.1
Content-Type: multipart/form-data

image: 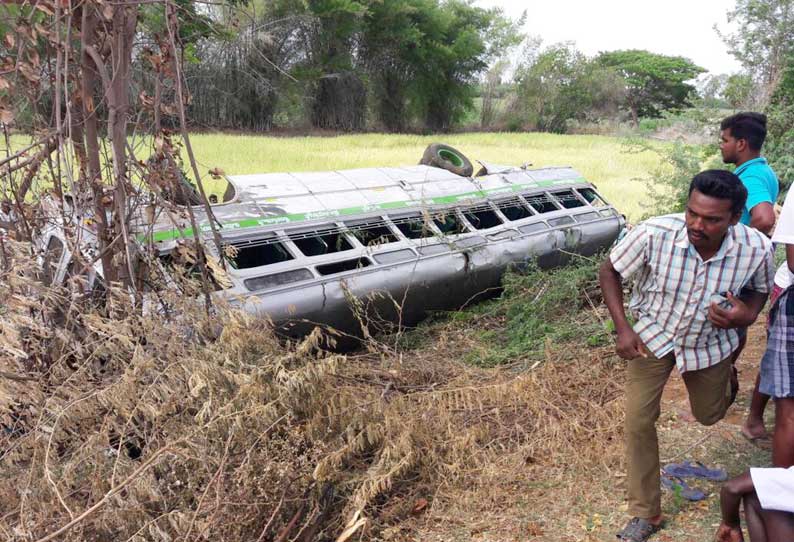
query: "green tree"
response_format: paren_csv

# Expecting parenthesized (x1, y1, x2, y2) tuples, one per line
(718, 0, 794, 105)
(596, 49, 705, 126)
(513, 42, 624, 133)
(306, 0, 369, 130)
(766, 53, 794, 192)
(698, 74, 729, 108)
(409, 0, 522, 132)
(359, 0, 433, 132)
(723, 73, 754, 109)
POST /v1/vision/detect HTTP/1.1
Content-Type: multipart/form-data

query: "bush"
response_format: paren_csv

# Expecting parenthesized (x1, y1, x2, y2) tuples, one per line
(765, 127, 794, 196)
(624, 138, 723, 217)
(469, 257, 608, 366)
(765, 55, 794, 195)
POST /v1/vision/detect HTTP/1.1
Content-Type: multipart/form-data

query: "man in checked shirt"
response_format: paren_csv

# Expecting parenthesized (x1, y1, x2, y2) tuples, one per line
(599, 170, 775, 542)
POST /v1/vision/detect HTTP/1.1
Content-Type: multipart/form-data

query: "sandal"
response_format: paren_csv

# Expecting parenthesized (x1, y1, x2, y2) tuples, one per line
(662, 460, 727, 482)
(616, 517, 661, 541)
(660, 475, 706, 501)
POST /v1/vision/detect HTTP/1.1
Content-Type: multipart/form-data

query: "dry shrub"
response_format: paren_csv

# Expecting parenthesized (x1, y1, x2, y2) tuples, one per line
(0, 239, 624, 541)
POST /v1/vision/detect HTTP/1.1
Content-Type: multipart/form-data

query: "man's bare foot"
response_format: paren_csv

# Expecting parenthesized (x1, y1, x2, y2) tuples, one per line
(741, 419, 769, 441)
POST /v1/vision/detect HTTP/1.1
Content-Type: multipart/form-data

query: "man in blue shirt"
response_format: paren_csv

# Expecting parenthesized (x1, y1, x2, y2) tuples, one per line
(720, 112, 778, 233)
(719, 112, 780, 443)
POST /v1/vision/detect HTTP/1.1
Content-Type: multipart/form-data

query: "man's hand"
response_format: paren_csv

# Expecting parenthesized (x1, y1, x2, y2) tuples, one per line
(714, 522, 744, 542)
(615, 328, 651, 360)
(709, 293, 757, 329)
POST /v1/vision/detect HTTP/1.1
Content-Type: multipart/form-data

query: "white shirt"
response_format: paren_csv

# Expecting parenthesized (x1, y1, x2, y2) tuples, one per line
(750, 466, 794, 513)
(772, 189, 794, 288)
(773, 263, 791, 289)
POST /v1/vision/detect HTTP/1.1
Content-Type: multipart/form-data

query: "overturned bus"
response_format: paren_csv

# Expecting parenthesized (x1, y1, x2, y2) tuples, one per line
(37, 147, 625, 342)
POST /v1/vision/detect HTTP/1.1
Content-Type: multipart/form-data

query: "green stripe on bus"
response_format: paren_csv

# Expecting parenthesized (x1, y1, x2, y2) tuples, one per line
(140, 178, 586, 243)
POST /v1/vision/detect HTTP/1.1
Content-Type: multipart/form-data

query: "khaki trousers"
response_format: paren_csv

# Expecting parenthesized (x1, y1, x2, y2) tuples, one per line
(625, 353, 732, 518)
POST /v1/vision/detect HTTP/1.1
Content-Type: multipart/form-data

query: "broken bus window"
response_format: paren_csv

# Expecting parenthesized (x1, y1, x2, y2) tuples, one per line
(391, 215, 435, 239)
(433, 212, 467, 235)
(523, 193, 559, 214)
(345, 221, 399, 247)
(289, 229, 353, 256)
(551, 190, 585, 209)
(462, 204, 503, 230)
(578, 188, 607, 207)
(494, 197, 533, 221)
(226, 237, 294, 269)
(316, 257, 372, 276)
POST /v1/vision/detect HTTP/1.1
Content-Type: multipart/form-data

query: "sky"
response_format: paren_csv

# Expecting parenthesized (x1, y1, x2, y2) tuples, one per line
(475, 0, 743, 75)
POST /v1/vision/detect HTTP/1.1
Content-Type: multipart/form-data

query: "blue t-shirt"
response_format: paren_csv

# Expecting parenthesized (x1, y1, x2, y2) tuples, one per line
(735, 157, 779, 225)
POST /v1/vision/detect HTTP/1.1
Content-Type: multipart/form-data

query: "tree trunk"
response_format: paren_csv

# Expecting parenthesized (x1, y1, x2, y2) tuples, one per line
(311, 72, 366, 131)
(80, 4, 117, 284)
(377, 71, 405, 133)
(107, 2, 139, 287)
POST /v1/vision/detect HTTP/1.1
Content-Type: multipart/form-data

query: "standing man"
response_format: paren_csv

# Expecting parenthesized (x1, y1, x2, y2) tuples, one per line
(758, 183, 794, 469)
(599, 170, 774, 542)
(720, 112, 778, 235)
(718, 112, 781, 442)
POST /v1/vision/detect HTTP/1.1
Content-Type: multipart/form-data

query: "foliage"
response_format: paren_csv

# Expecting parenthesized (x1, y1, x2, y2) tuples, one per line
(698, 74, 730, 109)
(181, 0, 521, 132)
(479, 59, 510, 128)
(716, 1, 794, 192)
(765, 52, 794, 193)
(469, 257, 608, 365)
(625, 138, 723, 217)
(597, 49, 705, 124)
(511, 42, 624, 133)
(0, 239, 625, 540)
(407, 1, 523, 132)
(718, 0, 794, 106)
(723, 73, 755, 109)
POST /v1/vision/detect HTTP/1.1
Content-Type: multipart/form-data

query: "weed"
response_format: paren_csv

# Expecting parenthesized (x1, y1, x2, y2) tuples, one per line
(466, 255, 607, 366)
(623, 138, 725, 218)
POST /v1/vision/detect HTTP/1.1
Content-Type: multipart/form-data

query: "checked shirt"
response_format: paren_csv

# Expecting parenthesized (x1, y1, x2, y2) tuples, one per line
(610, 214, 774, 372)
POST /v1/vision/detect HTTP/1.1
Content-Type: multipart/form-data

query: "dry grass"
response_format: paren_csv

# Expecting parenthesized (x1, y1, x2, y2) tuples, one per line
(0, 239, 626, 541)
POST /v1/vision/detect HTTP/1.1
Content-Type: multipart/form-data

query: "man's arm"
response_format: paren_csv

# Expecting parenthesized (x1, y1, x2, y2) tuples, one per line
(750, 202, 776, 236)
(744, 173, 776, 235)
(715, 472, 753, 541)
(709, 238, 774, 329)
(709, 290, 767, 329)
(599, 259, 649, 359)
(721, 472, 754, 528)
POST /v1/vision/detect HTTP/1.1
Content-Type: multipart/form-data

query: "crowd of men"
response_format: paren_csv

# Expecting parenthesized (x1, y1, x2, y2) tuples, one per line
(600, 112, 794, 542)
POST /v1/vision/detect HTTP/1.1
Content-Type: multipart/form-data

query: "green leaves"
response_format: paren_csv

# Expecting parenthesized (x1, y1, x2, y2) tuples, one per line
(597, 49, 705, 122)
(513, 42, 625, 133)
